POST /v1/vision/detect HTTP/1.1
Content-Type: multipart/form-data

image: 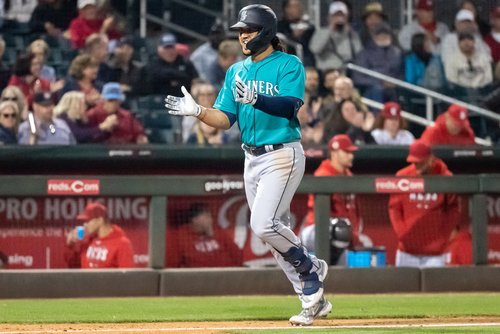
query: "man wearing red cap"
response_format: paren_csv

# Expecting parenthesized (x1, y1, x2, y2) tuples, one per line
(371, 102, 415, 145)
(65, 201, 134, 268)
(388, 140, 464, 267)
(483, 6, 500, 63)
(301, 134, 361, 263)
(420, 104, 475, 145)
(398, 0, 449, 53)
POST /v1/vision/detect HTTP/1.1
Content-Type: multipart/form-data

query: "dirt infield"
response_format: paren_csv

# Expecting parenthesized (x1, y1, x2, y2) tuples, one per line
(2, 317, 500, 334)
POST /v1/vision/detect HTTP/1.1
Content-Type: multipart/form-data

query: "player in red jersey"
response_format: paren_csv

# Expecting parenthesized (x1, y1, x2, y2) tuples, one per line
(420, 104, 475, 145)
(65, 202, 134, 268)
(388, 141, 463, 267)
(301, 134, 360, 264)
(166, 202, 243, 268)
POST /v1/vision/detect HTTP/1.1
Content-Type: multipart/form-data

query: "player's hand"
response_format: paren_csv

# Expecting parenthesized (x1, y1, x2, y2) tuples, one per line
(235, 75, 257, 105)
(165, 86, 201, 117)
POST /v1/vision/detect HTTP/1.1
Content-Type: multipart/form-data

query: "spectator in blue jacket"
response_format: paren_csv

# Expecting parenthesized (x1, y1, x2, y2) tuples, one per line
(404, 33, 446, 92)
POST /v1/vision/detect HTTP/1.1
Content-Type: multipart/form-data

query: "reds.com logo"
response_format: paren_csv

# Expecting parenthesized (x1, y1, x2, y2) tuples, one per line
(374, 178, 425, 193)
(47, 179, 100, 195)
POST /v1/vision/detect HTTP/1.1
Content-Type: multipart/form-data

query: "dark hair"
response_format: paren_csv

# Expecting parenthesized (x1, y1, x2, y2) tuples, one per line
(410, 33, 426, 54)
(411, 33, 431, 64)
(13, 53, 34, 77)
(177, 202, 210, 225)
(271, 36, 285, 52)
(282, 0, 292, 11)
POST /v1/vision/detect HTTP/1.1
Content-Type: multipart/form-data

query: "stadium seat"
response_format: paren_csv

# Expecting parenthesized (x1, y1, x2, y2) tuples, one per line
(2, 34, 24, 51)
(137, 94, 165, 111)
(2, 48, 18, 66)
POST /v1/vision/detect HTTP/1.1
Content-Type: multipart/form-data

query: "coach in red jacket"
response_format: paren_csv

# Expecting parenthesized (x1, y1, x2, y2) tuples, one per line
(420, 104, 475, 145)
(65, 202, 134, 268)
(388, 140, 461, 267)
(301, 135, 361, 255)
(166, 202, 243, 268)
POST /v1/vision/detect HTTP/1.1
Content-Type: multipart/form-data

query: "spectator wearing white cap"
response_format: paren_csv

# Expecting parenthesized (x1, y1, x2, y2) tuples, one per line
(441, 9, 491, 65)
(309, 1, 362, 72)
(69, 0, 122, 49)
(398, 0, 449, 54)
(443, 30, 493, 97)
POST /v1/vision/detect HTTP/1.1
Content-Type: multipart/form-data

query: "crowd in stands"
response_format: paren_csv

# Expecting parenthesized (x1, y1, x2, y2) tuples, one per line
(0, 0, 498, 146)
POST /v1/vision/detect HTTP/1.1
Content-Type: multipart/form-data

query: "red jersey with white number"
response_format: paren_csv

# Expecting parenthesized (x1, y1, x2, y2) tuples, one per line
(388, 158, 461, 255)
(304, 159, 360, 244)
(166, 225, 243, 268)
(80, 225, 134, 268)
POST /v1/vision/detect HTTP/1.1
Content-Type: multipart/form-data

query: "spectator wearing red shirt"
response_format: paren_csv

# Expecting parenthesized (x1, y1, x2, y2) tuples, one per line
(69, 0, 122, 49)
(301, 134, 361, 264)
(420, 104, 475, 145)
(388, 141, 462, 267)
(65, 202, 135, 268)
(483, 6, 500, 65)
(166, 202, 243, 268)
(86, 82, 148, 144)
(8, 53, 51, 109)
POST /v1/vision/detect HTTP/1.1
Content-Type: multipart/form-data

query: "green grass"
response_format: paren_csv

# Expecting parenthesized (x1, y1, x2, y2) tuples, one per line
(0, 293, 499, 324)
(223, 328, 500, 334)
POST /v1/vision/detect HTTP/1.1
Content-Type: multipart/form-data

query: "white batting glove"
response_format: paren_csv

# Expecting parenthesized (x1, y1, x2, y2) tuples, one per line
(165, 86, 201, 117)
(235, 75, 257, 105)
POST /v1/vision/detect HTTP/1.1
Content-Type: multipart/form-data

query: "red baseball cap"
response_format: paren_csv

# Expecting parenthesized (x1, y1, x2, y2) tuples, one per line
(447, 104, 469, 126)
(328, 134, 358, 152)
(416, 0, 433, 10)
(77, 202, 107, 221)
(381, 102, 401, 119)
(407, 140, 432, 163)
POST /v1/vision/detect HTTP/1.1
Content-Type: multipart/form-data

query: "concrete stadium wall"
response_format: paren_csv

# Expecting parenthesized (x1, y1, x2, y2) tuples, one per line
(0, 269, 160, 298)
(1, 267, 500, 298)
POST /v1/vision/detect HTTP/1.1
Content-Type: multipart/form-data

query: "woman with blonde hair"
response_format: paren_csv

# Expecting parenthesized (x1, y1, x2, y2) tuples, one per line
(27, 39, 56, 83)
(0, 101, 20, 144)
(55, 91, 117, 143)
(1, 85, 28, 121)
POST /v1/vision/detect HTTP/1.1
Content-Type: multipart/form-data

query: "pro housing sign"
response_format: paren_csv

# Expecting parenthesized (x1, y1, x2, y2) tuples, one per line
(47, 179, 100, 195)
(374, 178, 425, 193)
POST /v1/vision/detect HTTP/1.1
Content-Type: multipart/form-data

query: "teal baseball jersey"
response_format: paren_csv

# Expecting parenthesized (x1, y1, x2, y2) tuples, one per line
(214, 51, 305, 146)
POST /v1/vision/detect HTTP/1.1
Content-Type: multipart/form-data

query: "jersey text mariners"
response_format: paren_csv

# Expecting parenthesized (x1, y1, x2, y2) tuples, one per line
(214, 51, 305, 146)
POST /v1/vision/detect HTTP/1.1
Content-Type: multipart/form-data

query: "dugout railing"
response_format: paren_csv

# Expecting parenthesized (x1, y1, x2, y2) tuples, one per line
(0, 174, 498, 268)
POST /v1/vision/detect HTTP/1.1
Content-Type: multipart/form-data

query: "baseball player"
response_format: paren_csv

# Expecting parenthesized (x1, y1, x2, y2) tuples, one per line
(301, 135, 361, 265)
(65, 202, 135, 268)
(164, 4, 331, 326)
(388, 141, 461, 267)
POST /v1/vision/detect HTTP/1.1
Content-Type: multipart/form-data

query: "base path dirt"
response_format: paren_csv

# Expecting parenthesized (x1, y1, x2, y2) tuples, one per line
(2, 317, 500, 334)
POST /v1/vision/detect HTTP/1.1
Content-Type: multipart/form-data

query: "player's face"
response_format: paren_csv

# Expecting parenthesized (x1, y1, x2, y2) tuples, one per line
(33, 103, 54, 123)
(239, 27, 259, 55)
(84, 217, 102, 235)
(413, 157, 433, 175)
(338, 150, 354, 169)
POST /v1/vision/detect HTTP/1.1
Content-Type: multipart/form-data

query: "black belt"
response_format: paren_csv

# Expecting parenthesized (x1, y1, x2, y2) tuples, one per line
(242, 144, 284, 156)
